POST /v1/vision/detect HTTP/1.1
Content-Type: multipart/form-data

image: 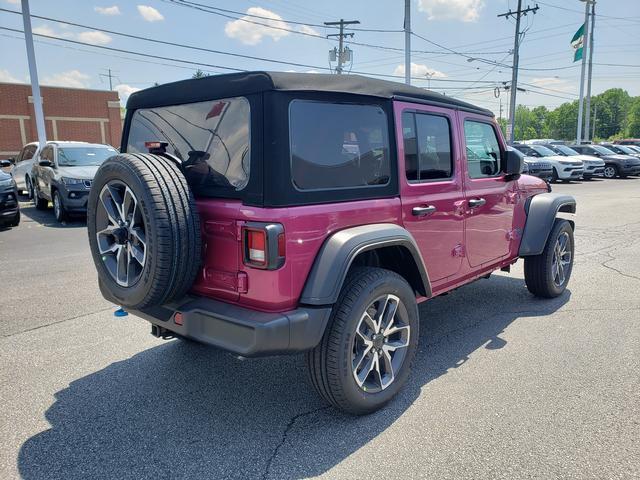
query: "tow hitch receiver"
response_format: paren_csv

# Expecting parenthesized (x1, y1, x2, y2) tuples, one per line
(151, 324, 175, 340)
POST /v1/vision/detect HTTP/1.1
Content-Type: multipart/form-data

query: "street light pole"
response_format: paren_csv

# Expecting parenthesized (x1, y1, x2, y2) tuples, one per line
(576, 0, 591, 144)
(21, 0, 46, 147)
(404, 0, 411, 85)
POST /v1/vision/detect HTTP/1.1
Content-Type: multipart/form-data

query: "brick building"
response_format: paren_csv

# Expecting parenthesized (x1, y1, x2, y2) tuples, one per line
(0, 82, 122, 157)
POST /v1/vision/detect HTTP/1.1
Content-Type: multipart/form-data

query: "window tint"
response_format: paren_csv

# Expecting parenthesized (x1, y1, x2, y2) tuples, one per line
(20, 145, 36, 162)
(464, 121, 501, 178)
(289, 101, 390, 190)
(127, 96, 250, 191)
(403, 112, 452, 182)
(40, 146, 53, 162)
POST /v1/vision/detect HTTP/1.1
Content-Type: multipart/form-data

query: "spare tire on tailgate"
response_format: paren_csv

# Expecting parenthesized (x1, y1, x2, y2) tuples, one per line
(87, 153, 201, 309)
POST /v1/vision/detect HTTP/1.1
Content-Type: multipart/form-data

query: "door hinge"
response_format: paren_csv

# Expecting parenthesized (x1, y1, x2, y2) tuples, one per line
(452, 244, 465, 257)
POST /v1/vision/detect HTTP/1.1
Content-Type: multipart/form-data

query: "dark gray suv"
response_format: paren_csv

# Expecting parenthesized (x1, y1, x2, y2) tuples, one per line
(570, 144, 640, 179)
(31, 142, 118, 222)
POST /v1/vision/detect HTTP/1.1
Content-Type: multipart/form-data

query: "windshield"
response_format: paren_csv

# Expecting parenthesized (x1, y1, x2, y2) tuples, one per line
(529, 145, 557, 157)
(551, 145, 579, 156)
(57, 147, 117, 166)
(592, 145, 615, 155)
(614, 145, 636, 155)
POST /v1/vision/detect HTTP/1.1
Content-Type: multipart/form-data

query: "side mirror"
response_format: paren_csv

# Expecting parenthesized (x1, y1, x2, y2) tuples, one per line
(503, 149, 523, 177)
(0, 159, 11, 168)
(39, 160, 53, 167)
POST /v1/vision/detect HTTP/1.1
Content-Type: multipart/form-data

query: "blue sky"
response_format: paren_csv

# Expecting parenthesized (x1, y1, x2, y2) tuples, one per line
(1, 0, 639, 115)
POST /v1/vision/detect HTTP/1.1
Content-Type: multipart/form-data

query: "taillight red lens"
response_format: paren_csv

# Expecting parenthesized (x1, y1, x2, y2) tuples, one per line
(247, 229, 267, 265)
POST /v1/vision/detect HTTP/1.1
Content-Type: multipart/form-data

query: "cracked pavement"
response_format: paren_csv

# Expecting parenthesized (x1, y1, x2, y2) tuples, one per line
(1, 179, 639, 479)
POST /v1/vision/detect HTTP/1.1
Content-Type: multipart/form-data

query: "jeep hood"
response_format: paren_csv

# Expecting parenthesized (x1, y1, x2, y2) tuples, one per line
(56, 165, 100, 179)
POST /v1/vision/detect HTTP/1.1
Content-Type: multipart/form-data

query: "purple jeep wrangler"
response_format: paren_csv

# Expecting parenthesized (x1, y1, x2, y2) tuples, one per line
(87, 72, 576, 414)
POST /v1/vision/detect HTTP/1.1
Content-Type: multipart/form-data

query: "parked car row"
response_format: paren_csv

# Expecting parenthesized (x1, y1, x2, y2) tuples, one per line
(1, 141, 118, 224)
(511, 141, 640, 182)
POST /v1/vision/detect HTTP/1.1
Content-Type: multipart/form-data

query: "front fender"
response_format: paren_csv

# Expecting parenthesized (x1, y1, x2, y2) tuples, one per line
(300, 223, 431, 306)
(519, 193, 576, 256)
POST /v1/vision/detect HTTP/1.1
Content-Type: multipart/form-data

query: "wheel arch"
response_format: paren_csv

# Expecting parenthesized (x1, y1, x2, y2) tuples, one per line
(519, 193, 576, 257)
(300, 223, 431, 306)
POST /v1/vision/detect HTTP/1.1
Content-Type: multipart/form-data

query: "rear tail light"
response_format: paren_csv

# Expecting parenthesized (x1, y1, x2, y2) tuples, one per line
(242, 222, 285, 270)
(247, 229, 267, 266)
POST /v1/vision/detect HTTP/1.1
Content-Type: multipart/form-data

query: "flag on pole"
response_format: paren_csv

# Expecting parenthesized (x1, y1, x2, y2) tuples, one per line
(571, 24, 585, 62)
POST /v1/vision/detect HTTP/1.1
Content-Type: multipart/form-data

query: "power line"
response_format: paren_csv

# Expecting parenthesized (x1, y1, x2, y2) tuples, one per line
(0, 26, 505, 86)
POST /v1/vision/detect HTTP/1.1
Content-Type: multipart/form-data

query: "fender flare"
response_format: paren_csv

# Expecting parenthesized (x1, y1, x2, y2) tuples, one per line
(519, 193, 576, 256)
(300, 223, 431, 306)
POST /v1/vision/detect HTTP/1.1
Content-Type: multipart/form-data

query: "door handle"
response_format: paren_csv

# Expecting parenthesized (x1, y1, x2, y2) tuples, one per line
(412, 205, 437, 216)
(468, 198, 486, 208)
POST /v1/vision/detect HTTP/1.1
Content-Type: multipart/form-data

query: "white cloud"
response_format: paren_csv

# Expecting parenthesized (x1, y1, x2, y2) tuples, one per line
(5, 0, 20, 4)
(298, 25, 319, 36)
(225, 7, 289, 45)
(393, 63, 446, 79)
(0, 69, 19, 83)
(42, 70, 91, 89)
(33, 25, 72, 38)
(418, 0, 485, 22)
(77, 30, 112, 45)
(115, 84, 141, 104)
(137, 5, 164, 22)
(94, 6, 121, 16)
(33, 24, 111, 45)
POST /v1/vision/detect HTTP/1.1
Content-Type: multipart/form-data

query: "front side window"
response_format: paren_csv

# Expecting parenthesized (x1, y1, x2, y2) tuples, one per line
(127, 96, 250, 191)
(402, 112, 453, 182)
(20, 145, 36, 162)
(40, 146, 53, 162)
(464, 121, 502, 178)
(289, 101, 390, 190)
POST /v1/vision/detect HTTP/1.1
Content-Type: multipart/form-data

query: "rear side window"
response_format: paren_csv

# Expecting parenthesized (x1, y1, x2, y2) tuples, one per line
(289, 101, 390, 190)
(402, 112, 453, 181)
(464, 120, 501, 178)
(127, 96, 250, 191)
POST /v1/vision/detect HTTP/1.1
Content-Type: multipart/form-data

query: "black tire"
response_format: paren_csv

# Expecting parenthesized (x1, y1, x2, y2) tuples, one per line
(25, 176, 33, 199)
(87, 153, 201, 309)
(53, 190, 67, 222)
(524, 219, 574, 298)
(33, 184, 48, 210)
(551, 167, 559, 183)
(10, 211, 20, 227)
(306, 267, 419, 415)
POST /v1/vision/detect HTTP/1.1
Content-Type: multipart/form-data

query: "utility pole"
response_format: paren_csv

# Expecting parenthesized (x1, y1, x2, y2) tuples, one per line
(584, 0, 596, 141)
(404, 0, 411, 85)
(576, 0, 591, 144)
(498, 0, 539, 144)
(325, 19, 360, 74)
(21, 0, 46, 147)
(592, 103, 597, 140)
(99, 68, 116, 90)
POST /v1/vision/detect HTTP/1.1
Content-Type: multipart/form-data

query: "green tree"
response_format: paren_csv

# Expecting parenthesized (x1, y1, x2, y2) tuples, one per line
(192, 69, 209, 79)
(624, 97, 640, 137)
(592, 88, 630, 139)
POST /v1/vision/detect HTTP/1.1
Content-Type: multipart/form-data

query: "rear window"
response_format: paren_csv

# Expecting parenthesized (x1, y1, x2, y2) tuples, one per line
(289, 101, 390, 191)
(126, 96, 250, 190)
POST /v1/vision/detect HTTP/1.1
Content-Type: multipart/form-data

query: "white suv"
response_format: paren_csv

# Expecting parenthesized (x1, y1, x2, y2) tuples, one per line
(8, 142, 40, 196)
(513, 143, 584, 182)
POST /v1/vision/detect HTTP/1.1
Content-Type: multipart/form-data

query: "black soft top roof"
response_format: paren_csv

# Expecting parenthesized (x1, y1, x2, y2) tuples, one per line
(127, 71, 493, 117)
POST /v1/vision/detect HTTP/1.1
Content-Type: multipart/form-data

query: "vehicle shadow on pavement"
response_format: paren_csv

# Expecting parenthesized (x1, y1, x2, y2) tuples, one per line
(17, 198, 86, 229)
(18, 274, 570, 480)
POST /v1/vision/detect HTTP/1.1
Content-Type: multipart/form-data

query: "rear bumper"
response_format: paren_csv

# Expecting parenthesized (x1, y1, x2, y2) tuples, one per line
(0, 189, 19, 221)
(132, 296, 332, 357)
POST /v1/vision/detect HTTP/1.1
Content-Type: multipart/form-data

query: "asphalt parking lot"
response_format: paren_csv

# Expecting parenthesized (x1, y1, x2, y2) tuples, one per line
(0, 178, 638, 480)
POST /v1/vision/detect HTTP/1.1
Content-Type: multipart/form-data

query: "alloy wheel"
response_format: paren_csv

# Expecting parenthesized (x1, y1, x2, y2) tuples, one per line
(603, 166, 616, 178)
(95, 181, 147, 287)
(53, 193, 61, 220)
(351, 294, 410, 393)
(552, 232, 571, 287)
